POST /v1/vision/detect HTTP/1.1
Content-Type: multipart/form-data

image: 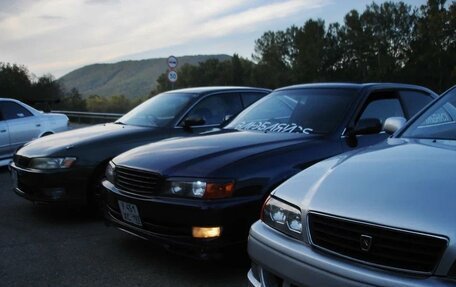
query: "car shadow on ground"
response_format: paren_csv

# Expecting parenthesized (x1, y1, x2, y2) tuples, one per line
(27, 203, 103, 224)
(116, 235, 250, 278)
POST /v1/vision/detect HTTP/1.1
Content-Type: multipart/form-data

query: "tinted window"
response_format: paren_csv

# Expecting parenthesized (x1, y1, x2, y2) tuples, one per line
(402, 89, 456, 140)
(2, 101, 33, 120)
(400, 90, 433, 117)
(359, 98, 404, 124)
(227, 89, 357, 134)
(242, 93, 266, 107)
(184, 93, 243, 125)
(117, 93, 194, 127)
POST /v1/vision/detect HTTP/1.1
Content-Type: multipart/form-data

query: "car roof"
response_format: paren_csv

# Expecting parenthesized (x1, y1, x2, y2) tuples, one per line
(163, 86, 271, 95)
(275, 82, 435, 94)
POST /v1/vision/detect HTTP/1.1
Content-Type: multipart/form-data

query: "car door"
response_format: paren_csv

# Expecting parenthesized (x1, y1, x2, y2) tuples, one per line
(354, 91, 405, 148)
(344, 89, 435, 150)
(1, 101, 41, 152)
(241, 92, 267, 108)
(179, 93, 244, 134)
(399, 90, 435, 118)
(0, 104, 12, 160)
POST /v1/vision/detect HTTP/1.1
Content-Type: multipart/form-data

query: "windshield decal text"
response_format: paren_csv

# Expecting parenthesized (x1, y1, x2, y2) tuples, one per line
(235, 121, 313, 134)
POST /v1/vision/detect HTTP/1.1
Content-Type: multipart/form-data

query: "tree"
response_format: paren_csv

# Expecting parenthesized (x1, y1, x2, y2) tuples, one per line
(31, 74, 64, 109)
(56, 88, 87, 111)
(292, 19, 327, 83)
(0, 63, 32, 101)
(251, 29, 295, 88)
(406, 0, 456, 92)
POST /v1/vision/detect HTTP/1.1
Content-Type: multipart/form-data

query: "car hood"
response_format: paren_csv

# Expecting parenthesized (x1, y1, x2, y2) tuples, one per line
(274, 138, 456, 237)
(17, 123, 153, 157)
(113, 130, 319, 177)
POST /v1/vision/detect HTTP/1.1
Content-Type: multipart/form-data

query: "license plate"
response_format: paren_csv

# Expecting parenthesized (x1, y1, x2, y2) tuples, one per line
(11, 169, 18, 190)
(118, 201, 142, 226)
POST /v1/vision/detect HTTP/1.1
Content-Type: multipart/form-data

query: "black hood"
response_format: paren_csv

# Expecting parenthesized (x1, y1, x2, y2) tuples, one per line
(16, 123, 156, 158)
(113, 130, 320, 177)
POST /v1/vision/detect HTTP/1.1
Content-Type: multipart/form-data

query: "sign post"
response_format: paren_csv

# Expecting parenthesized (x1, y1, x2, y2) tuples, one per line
(167, 56, 178, 90)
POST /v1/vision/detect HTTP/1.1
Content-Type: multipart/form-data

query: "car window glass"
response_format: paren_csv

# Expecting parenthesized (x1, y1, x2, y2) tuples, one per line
(242, 93, 266, 108)
(227, 89, 357, 134)
(359, 98, 404, 124)
(184, 93, 243, 125)
(400, 91, 433, 117)
(402, 91, 456, 140)
(2, 101, 33, 120)
(117, 93, 195, 127)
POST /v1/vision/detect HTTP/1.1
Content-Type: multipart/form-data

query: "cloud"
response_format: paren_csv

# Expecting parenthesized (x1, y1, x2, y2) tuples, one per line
(84, 0, 120, 5)
(39, 15, 66, 20)
(0, 0, 330, 77)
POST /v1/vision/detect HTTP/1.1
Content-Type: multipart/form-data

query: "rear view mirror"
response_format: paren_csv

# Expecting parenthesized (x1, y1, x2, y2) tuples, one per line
(354, 118, 382, 135)
(383, 117, 406, 134)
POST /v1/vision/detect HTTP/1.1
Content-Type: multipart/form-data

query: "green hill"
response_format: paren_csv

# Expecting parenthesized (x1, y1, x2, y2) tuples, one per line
(59, 54, 231, 99)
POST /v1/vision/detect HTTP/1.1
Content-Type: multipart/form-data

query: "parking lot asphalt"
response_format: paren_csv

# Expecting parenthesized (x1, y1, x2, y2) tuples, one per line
(0, 167, 248, 287)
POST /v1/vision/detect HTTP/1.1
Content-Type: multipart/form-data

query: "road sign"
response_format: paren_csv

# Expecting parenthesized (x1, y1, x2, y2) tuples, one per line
(168, 70, 178, 83)
(167, 56, 178, 69)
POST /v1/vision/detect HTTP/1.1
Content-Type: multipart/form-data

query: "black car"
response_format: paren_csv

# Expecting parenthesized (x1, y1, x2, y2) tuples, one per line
(10, 86, 270, 206)
(103, 83, 436, 258)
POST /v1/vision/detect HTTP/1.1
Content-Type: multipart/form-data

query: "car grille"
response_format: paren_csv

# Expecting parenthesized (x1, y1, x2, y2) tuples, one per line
(114, 166, 163, 196)
(308, 212, 447, 274)
(14, 155, 30, 168)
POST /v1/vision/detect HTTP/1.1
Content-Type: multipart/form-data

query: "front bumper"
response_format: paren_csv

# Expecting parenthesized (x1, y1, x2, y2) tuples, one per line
(248, 221, 455, 287)
(103, 180, 262, 258)
(10, 162, 93, 205)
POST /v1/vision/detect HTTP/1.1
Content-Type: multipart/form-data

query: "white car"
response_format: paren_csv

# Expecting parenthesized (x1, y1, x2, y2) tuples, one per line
(0, 98, 68, 166)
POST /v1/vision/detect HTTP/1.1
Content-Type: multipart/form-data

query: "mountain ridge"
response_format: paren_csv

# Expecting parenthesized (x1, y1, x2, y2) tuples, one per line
(59, 54, 231, 99)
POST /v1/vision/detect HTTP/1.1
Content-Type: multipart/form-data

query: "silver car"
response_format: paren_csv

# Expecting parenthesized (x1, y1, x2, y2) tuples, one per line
(248, 86, 456, 286)
(0, 98, 68, 166)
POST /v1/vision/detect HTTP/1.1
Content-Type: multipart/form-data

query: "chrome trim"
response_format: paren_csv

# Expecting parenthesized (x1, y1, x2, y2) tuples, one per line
(247, 270, 261, 287)
(173, 124, 220, 129)
(307, 211, 448, 276)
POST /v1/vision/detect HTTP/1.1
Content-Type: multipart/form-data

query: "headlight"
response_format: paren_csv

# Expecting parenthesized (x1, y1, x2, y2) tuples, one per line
(262, 196, 302, 239)
(29, 157, 77, 169)
(105, 162, 115, 183)
(163, 179, 234, 199)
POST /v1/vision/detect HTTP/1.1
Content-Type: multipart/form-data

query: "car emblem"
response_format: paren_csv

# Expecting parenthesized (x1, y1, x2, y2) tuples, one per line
(360, 234, 373, 252)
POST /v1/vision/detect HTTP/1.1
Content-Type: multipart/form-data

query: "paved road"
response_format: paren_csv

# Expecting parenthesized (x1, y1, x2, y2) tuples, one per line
(0, 168, 248, 287)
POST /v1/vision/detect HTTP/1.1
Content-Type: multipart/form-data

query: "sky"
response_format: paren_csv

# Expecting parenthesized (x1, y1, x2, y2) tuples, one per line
(0, 0, 427, 78)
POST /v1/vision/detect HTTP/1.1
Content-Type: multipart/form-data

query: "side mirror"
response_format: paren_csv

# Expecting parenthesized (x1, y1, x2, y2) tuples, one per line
(354, 118, 382, 135)
(223, 114, 233, 122)
(383, 117, 406, 135)
(182, 116, 205, 129)
(220, 114, 235, 127)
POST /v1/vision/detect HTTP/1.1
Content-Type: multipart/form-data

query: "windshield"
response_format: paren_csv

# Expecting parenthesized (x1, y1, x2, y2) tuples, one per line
(226, 88, 357, 134)
(116, 93, 194, 127)
(402, 88, 456, 140)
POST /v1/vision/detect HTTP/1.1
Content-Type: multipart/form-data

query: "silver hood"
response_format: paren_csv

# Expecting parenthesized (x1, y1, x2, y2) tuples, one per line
(273, 138, 456, 238)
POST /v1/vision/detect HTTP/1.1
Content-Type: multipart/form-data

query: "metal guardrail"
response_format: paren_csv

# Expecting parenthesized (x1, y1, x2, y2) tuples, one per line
(51, 110, 124, 124)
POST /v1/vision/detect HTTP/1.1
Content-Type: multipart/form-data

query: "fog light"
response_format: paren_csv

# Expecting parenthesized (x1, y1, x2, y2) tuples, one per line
(192, 227, 221, 238)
